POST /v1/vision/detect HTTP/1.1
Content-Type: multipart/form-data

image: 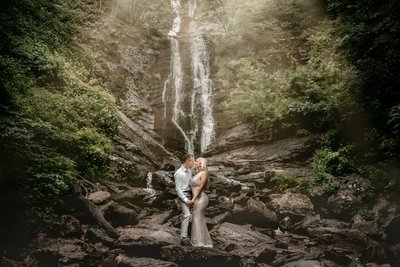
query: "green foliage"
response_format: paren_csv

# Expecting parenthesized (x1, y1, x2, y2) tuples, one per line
(0, 0, 117, 221)
(313, 145, 354, 193)
(224, 65, 293, 135)
(224, 19, 360, 139)
(358, 204, 377, 222)
(272, 173, 312, 193)
(327, 0, 400, 157)
(220, 0, 400, 165)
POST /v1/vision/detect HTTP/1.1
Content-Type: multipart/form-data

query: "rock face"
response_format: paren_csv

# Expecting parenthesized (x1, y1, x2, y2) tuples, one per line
(269, 192, 314, 219)
(327, 176, 372, 220)
(226, 199, 278, 228)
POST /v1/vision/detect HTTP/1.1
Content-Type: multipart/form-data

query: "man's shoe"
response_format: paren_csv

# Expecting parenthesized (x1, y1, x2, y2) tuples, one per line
(180, 237, 191, 246)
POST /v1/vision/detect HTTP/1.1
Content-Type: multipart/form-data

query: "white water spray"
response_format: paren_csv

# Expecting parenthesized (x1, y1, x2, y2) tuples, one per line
(164, 0, 215, 154)
(190, 35, 215, 152)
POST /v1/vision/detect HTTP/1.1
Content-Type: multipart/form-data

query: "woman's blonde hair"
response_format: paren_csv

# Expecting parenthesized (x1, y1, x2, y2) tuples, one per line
(197, 157, 210, 190)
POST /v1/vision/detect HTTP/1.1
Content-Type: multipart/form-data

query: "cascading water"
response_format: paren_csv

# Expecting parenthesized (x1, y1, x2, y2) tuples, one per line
(190, 35, 215, 152)
(144, 172, 156, 197)
(162, 0, 215, 154)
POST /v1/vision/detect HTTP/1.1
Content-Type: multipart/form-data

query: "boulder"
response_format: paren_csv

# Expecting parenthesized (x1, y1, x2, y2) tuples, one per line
(115, 254, 178, 267)
(85, 227, 115, 245)
(112, 188, 148, 207)
(282, 260, 331, 267)
(307, 226, 367, 250)
(210, 222, 274, 251)
(151, 171, 174, 191)
(34, 238, 88, 266)
(372, 197, 400, 227)
(104, 204, 139, 227)
(327, 176, 372, 221)
(160, 245, 242, 267)
(115, 226, 180, 259)
(226, 199, 278, 229)
(269, 192, 314, 220)
(117, 227, 180, 246)
(139, 210, 175, 226)
(58, 215, 82, 238)
(351, 214, 381, 240)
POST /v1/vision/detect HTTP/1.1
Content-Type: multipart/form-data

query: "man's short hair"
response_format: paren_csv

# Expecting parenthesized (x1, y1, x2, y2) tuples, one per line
(181, 154, 193, 163)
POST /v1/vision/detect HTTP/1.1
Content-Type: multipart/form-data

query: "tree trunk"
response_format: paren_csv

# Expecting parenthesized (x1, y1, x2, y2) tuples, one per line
(79, 196, 119, 239)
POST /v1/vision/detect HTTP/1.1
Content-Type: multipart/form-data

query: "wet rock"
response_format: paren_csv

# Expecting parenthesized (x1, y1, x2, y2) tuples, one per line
(327, 176, 372, 221)
(112, 188, 148, 207)
(160, 245, 242, 267)
(351, 214, 381, 240)
(282, 260, 329, 267)
(115, 254, 178, 267)
(274, 240, 288, 249)
(85, 227, 115, 245)
(307, 226, 366, 250)
(216, 195, 234, 211)
(308, 186, 329, 213)
(118, 227, 180, 246)
(280, 215, 301, 231)
(210, 222, 274, 251)
(116, 225, 180, 258)
(151, 171, 174, 190)
(292, 214, 321, 234)
(226, 199, 278, 228)
(116, 111, 178, 174)
(116, 239, 168, 259)
(35, 238, 88, 266)
(324, 249, 352, 265)
(104, 204, 138, 227)
(59, 215, 82, 238)
(87, 191, 111, 204)
(160, 162, 176, 172)
(208, 212, 230, 226)
(139, 210, 175, 226)
(206, 133, 315, 178)
(235, 172, 265, 182)
(254, 247, 277, 263)
(361, 241, 394, 264)
(212, 174, 243, 194)
(372, 197, 400, 227)
(231, 193, 249, 206)
(269, 192, 314, 220)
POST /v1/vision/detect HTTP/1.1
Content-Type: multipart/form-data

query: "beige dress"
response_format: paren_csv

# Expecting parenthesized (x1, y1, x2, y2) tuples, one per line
(190, 171, 213, 247)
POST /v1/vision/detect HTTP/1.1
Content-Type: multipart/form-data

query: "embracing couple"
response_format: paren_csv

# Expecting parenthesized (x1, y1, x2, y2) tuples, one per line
(174, 154, 213, 248)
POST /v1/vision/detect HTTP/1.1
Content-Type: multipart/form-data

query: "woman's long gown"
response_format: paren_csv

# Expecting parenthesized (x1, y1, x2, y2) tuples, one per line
(190, 171, 213, 247)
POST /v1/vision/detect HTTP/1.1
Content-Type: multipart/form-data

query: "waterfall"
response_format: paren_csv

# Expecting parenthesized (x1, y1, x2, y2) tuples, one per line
(164, 0, 215, 154)
(144, 172, 156, 197)
(190, 35, 215, 152)
(169, 0, 181, 37)
(188, 0, 197, 18)
(170, 38, 194, 154)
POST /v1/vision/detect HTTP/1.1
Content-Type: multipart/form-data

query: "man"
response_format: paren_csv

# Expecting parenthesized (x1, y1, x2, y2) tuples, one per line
(174, 154, 195, 246)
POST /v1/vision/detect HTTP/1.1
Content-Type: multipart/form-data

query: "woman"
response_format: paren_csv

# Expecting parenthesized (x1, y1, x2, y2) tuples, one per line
(187, 157, 213, 248)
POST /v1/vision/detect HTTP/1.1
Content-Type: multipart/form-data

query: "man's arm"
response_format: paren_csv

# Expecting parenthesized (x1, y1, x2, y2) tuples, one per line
(174, 170, 189, 203)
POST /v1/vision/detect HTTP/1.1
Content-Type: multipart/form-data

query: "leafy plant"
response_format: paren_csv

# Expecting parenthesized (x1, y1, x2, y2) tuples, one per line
(313, 146, 354, 193)
(272, 173, 312, 193)
(0, 0, 117, 223)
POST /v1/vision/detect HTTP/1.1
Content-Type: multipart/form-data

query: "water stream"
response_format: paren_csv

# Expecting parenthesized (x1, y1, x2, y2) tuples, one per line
(162, 0, 215, 154)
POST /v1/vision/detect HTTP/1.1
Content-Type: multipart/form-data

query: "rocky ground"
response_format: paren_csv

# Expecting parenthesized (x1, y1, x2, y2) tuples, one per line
(2, 124, 400, 267)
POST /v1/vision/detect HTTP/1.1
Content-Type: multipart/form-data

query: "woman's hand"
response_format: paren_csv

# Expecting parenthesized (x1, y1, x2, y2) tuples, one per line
(187, 199, 195, 206)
